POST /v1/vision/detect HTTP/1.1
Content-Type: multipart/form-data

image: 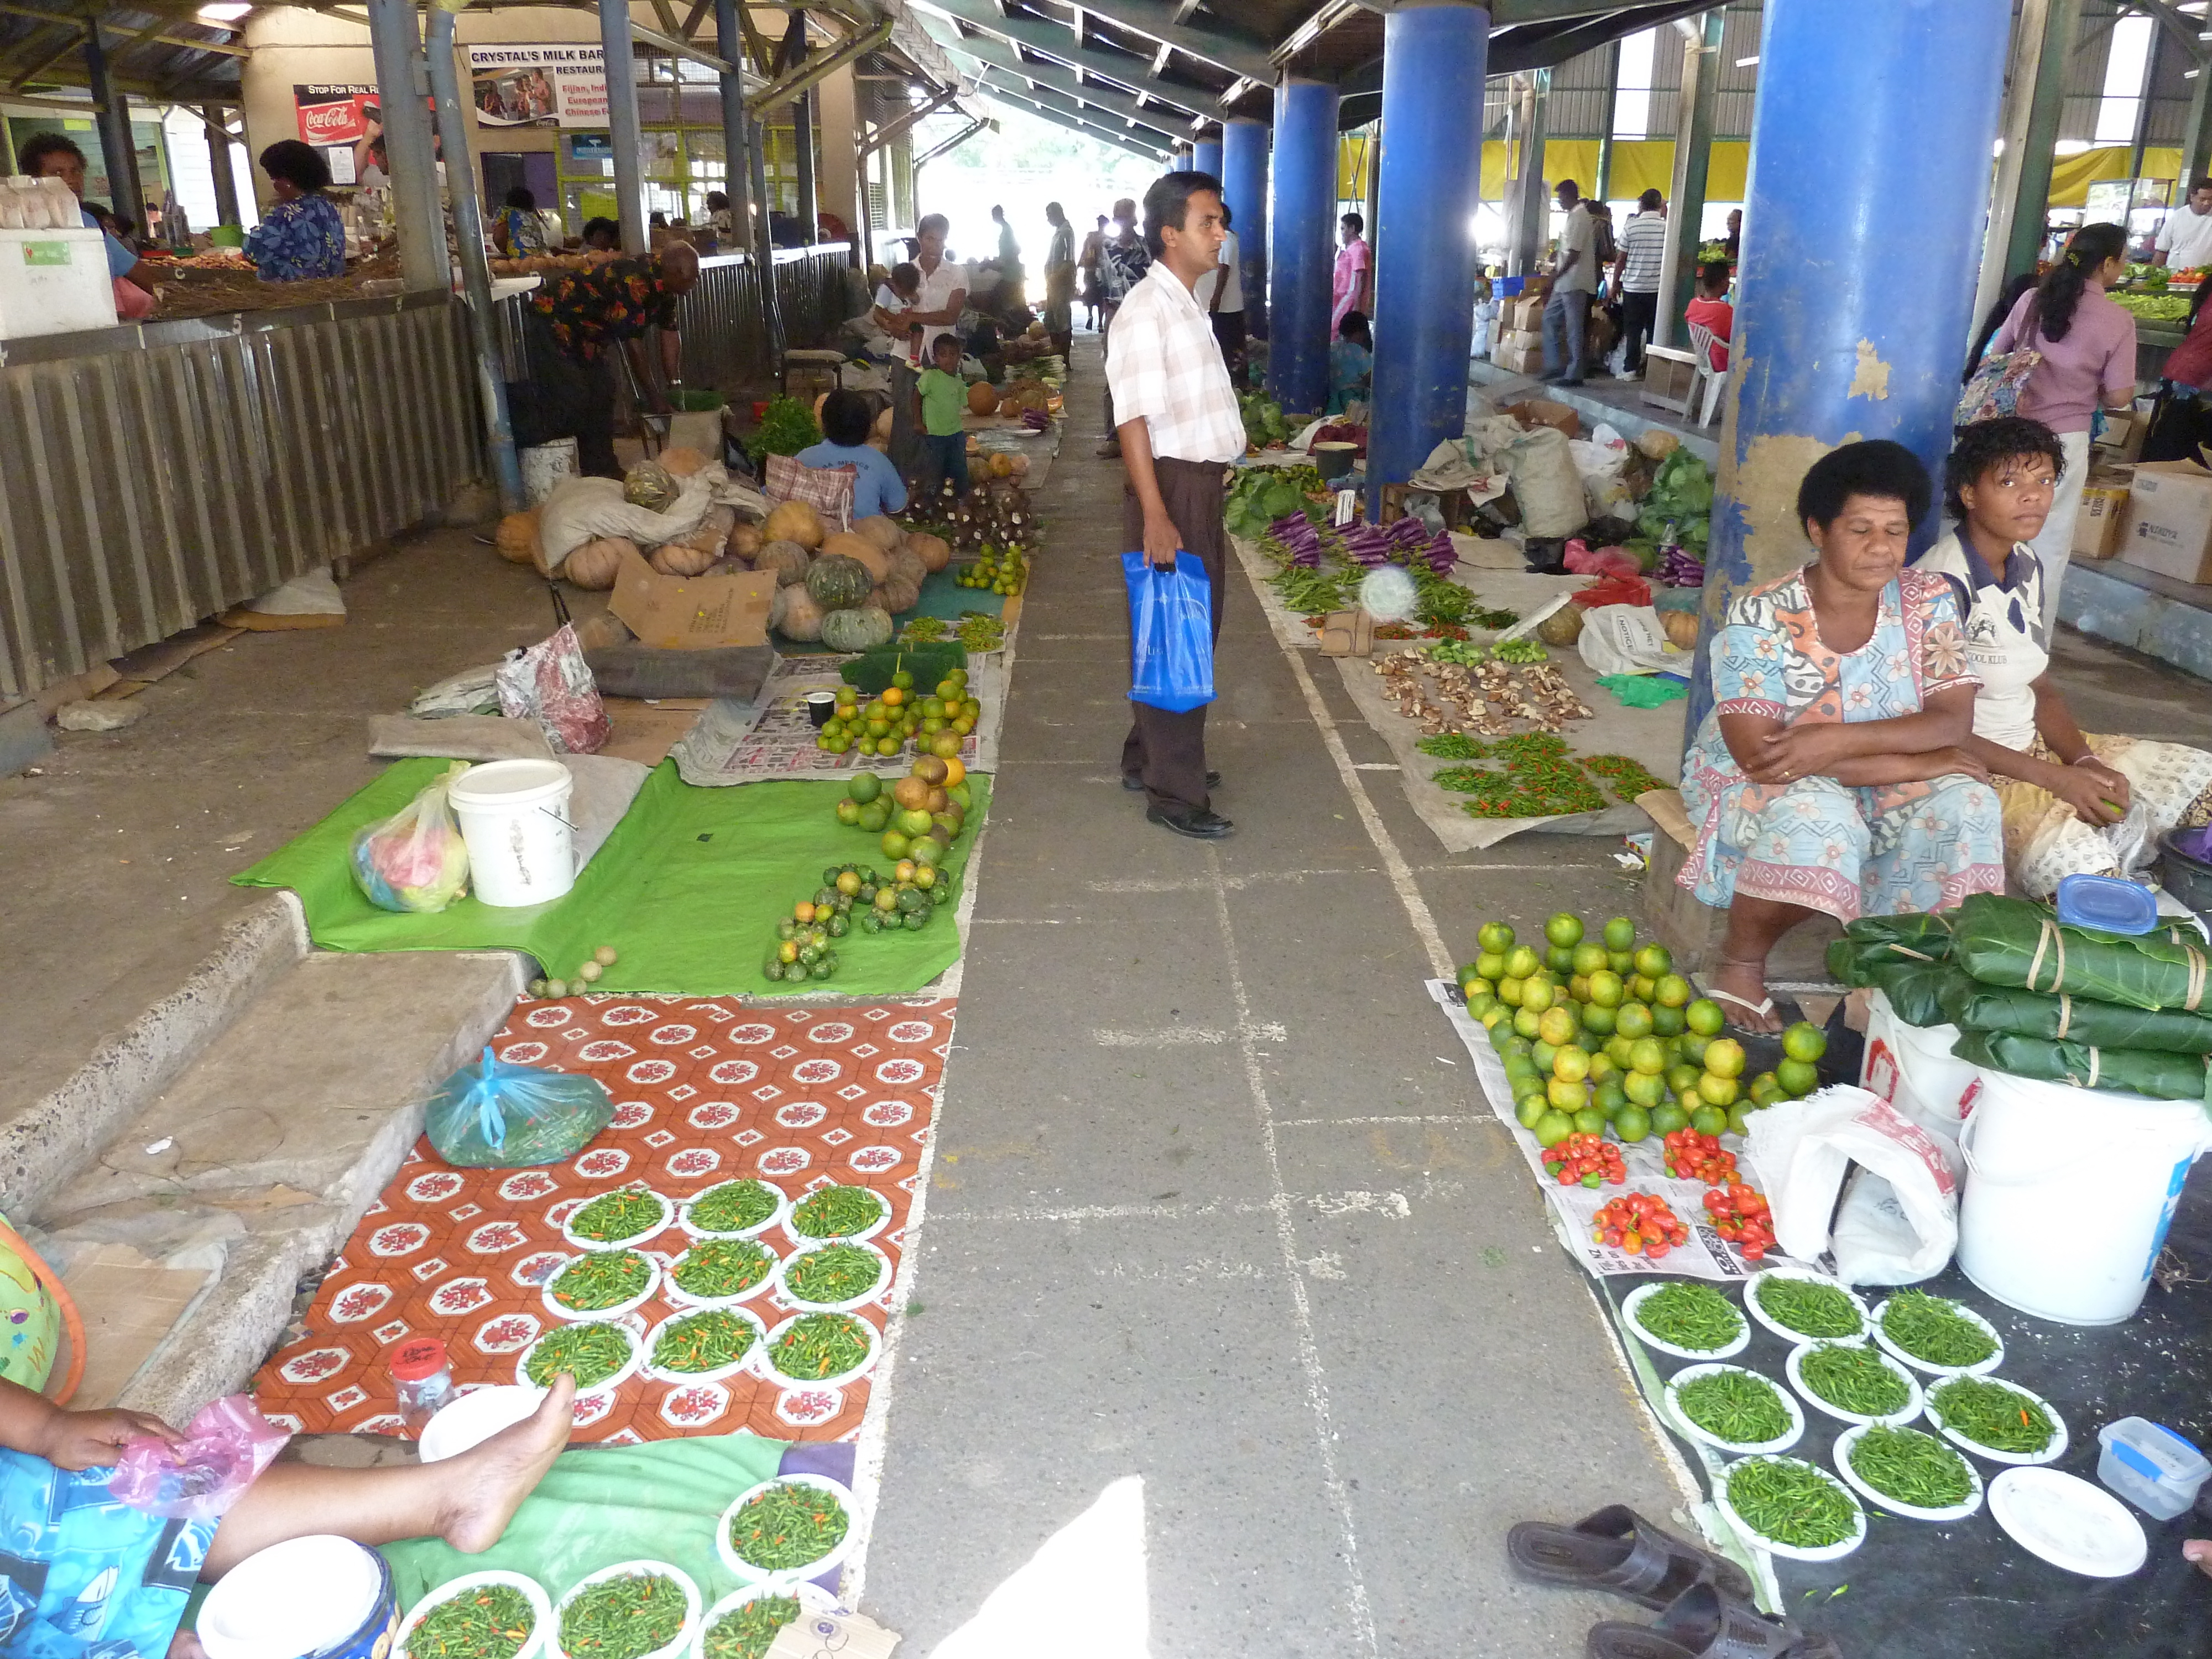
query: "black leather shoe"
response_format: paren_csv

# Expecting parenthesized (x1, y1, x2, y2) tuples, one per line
(1123, 770, 1222, 792)
(1147, 805, 1233, 838)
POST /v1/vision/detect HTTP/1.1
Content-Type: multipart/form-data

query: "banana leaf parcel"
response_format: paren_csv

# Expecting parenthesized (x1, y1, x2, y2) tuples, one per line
(1825, 913, 1958, 985)
(1949, 1029, 2212, 1104)
(1939, 974, 2212, 1056)
(1867, 962, 1960, 1029)
(1950, 894, 2211, 1015)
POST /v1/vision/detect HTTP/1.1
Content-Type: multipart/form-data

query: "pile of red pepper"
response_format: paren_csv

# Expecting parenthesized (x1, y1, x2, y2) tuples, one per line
(1702, 1180, 1775, 1260)
(1593, 1192, 1691, 1258)
(1662, 1128, 1739, 1187)
(1544, 1133, 1627, 1188)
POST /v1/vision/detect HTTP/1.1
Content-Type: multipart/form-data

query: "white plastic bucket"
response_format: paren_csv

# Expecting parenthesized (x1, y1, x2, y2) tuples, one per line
(520, 437, 579, 505)
(1859, 989, 1978, 1146)
(1955, 1067, 2212, 1326)
(448, 758, 576, 907)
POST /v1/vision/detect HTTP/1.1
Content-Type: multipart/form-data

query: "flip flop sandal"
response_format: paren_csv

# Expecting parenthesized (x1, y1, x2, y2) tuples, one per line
(1585, 1584, 1841, 1659)
(1506, 1505, 1755, 1612)
(1695, 973, 1802, 1037)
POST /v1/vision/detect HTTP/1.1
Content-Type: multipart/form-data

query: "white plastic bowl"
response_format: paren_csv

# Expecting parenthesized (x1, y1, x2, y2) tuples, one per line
(640, 1305, 769, 1385)
(1786, 1341, 1924, 1429)
(514, 1318, 643, 1394)
(552, 1562, 700, 1659)
(540, 1249, 661, 1323)
(759, 1311, 881, 1389)
(397, 1571, 553, 1659)
(419, 1385, 545, 1463)
(716, 1474, 860, 1585)
(781, 1185, 890, 1248)
(775, 1241, 893, 1314)
(680, 1178, 789, 1241)
(691, 1584, 839, 1659)
(561, 1187, 675, 1252)
(1870, 1293, 2006, 1379)
(197, 1536, 393, 1659)
(1714, 1455, 1867, 1563)
(1745, 1266, 1872, 1347)
(1663, 1363, 1804, 1457)
(1923, 1375, 2070, 1467)
(663, 1237, 781, 1309)
(1621, 1280, 1749, 1362)
(1833, 1423, 1985, 1523)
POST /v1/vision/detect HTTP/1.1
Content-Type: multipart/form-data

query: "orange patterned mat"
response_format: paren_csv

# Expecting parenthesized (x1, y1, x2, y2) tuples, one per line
(252, 993, 951, 1446)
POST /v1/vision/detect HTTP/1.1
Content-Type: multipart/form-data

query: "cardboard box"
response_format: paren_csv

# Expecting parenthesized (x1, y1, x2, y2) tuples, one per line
(2074, 469, 2133, 560)
(2119, 458, 2212, 585)
(1318, 608, 1374, 656)
(2094, 409, 2147, 465)
(609, 550, 775, 648)
(1503, 327, 1544, 352)
(1504, 397, 1580, 439)
(1495, 342, 1545, 375)
(1510, 295, 1546, 332)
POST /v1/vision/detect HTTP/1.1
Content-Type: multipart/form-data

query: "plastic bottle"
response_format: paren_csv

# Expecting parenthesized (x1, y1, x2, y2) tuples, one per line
(387, 1336, 455, 1434)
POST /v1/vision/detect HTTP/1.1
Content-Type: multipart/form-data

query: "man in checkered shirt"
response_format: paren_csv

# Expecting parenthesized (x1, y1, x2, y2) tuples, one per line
(1105, 170, 1245, 840)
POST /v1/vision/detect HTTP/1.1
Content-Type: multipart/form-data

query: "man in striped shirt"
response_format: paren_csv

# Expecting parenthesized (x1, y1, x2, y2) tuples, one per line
(1614, 189, 1667, 377)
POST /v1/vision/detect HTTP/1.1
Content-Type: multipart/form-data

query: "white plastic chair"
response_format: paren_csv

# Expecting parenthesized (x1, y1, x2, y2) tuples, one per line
(1686, 322, 1731, 427)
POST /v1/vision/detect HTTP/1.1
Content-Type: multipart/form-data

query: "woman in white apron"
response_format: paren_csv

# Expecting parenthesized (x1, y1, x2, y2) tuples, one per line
(1924, 417, 2212, 896)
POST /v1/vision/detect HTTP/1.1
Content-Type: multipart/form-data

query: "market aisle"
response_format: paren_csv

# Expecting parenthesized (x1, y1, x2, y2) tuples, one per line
(863, 343, 1684, 1656)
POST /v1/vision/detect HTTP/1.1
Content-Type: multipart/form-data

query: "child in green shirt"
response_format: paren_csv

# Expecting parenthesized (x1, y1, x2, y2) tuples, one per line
(916, 333, 971, 497)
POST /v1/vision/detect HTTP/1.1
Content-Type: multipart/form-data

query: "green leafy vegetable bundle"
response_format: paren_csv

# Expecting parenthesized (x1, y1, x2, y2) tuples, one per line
(744, 395, 822, 464)
(1950, 894, 2211, 1014)
(1634, 450, 1715, 557)
(1940, 972, 2212, 1055)
(1949, 1030, 2211, 1102)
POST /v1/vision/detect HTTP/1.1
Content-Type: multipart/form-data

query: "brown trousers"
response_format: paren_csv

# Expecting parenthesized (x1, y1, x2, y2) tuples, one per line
(1121, 457, 1228, 812)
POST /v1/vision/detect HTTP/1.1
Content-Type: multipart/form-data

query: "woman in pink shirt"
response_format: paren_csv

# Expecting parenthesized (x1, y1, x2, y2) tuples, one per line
(1988, 222, 2138, 624)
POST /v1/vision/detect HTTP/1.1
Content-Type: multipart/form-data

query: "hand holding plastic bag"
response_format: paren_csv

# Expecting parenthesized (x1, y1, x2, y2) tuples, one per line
(349, 760, 471, 913)
(1123, 550, 1214, 713)
(109, 1395, 289, 1520)
(426, 1047, 615, 1168)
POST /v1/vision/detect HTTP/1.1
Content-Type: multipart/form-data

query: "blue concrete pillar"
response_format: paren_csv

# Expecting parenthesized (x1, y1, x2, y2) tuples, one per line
(1194, 137, 1223, 178)
(1368, 1, 1488, 513)
(1173, 149, 1192, 172)
(1222, 116, 1270, 336)
(1689, 0, 2010, 732)
(1267, 77, 1339, 414)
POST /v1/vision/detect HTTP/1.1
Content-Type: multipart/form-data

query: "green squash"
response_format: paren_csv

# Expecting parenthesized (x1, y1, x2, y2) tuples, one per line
(820, 604, 894, 653)
(806, 555, 876, 611)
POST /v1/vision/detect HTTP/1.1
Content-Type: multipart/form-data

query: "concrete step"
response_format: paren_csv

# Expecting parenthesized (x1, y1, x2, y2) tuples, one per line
(33, 947, 524, 1421)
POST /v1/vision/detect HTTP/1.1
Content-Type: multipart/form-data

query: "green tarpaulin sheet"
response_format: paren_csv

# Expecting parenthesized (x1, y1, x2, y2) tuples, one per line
(1950, 1029, 2212, 1104)
(234, 758, 989, 998)
(379, 1431, 786, 1616)
(1940, 971, 2212, 1055)
(1952, 894, 2211, 1015)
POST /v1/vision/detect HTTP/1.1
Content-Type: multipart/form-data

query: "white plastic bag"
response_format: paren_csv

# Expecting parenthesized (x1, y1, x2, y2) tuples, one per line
(1577, 604, 1681, 675)
(1744, 1084, 1961, 1286)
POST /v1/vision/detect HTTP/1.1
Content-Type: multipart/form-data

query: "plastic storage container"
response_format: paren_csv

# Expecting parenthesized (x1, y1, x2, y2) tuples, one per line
(2096, 1417, 2210, 1519)
(2057, 873, 2159, 936)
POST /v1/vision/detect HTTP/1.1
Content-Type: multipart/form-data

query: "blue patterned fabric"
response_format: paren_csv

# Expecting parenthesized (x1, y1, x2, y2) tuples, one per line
(244, 194, 346, 282)
(0, 1447, 214, 1658)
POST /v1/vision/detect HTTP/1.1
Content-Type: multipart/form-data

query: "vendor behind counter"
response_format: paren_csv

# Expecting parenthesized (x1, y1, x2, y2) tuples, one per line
(508, 241, 700, 478)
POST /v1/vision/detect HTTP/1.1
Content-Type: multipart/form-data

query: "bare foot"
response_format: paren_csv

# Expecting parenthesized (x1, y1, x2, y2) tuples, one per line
(2184, 1540, 2212, 1578)
(436, 1375, 576, 1553)
(1706, 958, 1784, 1035)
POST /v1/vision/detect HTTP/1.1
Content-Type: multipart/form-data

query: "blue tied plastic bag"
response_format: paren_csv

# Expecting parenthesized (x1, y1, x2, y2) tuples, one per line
(1123, 550, 1215, 713)
(426, 1047, 615, 1168)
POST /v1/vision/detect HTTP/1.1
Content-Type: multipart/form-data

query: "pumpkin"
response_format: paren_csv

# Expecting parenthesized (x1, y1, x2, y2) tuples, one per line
(650, 540, 719, 577)
(1661, 609, 1702, 651)
(1009, 454, 1030, 478)
(771, 582, 825, 641)
(813, 392, 831, 422)
(879, 573, 921, 614)
(658, 445, 709, 477)
(988, 452, 1014, 479)
(819, 530, 889, 581)
(623, 460, 677, 512)
(854, 515, 904, 555)
(820, 604, 894, 653)
(1536, 605, 1587, 648)
(757, 539, 812, 586)
(763, 498, 826, 550)
(806, 554, 875, 611)
(906, 531, 951, 573)
(887, 547, 927, 589)
(727, 520, 764, 562)
(563, 535, 637, 590)
(872, 406, 894, 442)
(966, 381, 999, 416)
(495, 509, 540, 565)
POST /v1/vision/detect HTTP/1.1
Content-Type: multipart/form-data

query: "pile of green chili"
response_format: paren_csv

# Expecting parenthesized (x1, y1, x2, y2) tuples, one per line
(651, 1310, 756, 1374)
(784, 1245, 886, 1306)
(1632, 1283, 1743, 1352)
(1798, 1343, 1910, 1418)
(570, 1189, 666, 1244)
(769, 1313, 872, 1381)
(788, 1186, 886, 1240)
(690, 1180, 780, 1234)
(729, 1483, 850, 1573)
(671, 1239, 775, 1300)
(405, 1583, 535, 1659)
(551, 1250, 651, 1312)
(557, 1572, 687, 1659)
(1846, 1426, 1975, 1509)
(1724, 1458, 1859, 1550)
(1674, 1370, 1791, 1445)
(1753, 1275, 1863, 1340)
(1880, 1291, 1997, 1369)
(702, 1595, 802, 1659)
(525, 1321, 633, 1388)
(1931, 1377, 2055, 1454)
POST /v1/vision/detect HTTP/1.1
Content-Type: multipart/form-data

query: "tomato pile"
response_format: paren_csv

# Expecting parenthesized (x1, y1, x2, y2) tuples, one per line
(1592, 1192, 1691, 1258)
(1702, 1180, 1775, 1260)
(1545, 1132, 1626, 1188)
(1662, 1128, 1739, 1187)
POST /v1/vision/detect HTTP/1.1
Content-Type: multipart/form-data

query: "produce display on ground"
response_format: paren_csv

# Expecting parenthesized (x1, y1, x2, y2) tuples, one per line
(669, 659, 1003, 785)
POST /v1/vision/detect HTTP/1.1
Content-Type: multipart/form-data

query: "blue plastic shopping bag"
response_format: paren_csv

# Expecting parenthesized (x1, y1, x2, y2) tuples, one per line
(1123, 550, 1215, 712)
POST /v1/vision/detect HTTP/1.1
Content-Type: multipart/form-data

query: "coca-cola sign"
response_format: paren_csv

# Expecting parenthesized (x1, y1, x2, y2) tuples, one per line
(294, 84, 377, 146)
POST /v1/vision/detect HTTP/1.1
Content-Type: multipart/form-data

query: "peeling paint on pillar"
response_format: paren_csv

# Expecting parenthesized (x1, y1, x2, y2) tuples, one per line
(1686, 0, 2010, 741)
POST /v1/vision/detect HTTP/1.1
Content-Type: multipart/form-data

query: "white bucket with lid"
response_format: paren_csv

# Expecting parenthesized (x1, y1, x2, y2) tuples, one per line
(1858, 988, 1978, 1146)
(520, 437, 579, 505)
(448, 758, 576, 907)
(1955, 1067, 2212, 1325)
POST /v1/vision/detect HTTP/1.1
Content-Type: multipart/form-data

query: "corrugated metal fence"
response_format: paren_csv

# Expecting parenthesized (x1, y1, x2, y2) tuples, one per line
(676, 244, 853, 388)
(0, 292, 480, 701)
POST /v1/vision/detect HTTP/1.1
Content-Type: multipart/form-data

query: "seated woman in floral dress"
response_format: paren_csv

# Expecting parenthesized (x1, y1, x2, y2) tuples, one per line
(1678, 441, 2007, 1032)
(1922, 416, 2212, 896)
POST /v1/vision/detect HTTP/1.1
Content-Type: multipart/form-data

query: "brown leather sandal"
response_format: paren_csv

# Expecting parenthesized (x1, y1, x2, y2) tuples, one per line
(1506, 1506, 1755, 1611)
(1585, 1584, 1842, 1659)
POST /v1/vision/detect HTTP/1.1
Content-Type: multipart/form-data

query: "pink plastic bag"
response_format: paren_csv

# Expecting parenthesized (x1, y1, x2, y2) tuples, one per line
(109, 1394, 290, 1520)
(496, 622, 609, 755)
(1562, 538, 1643, 578)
